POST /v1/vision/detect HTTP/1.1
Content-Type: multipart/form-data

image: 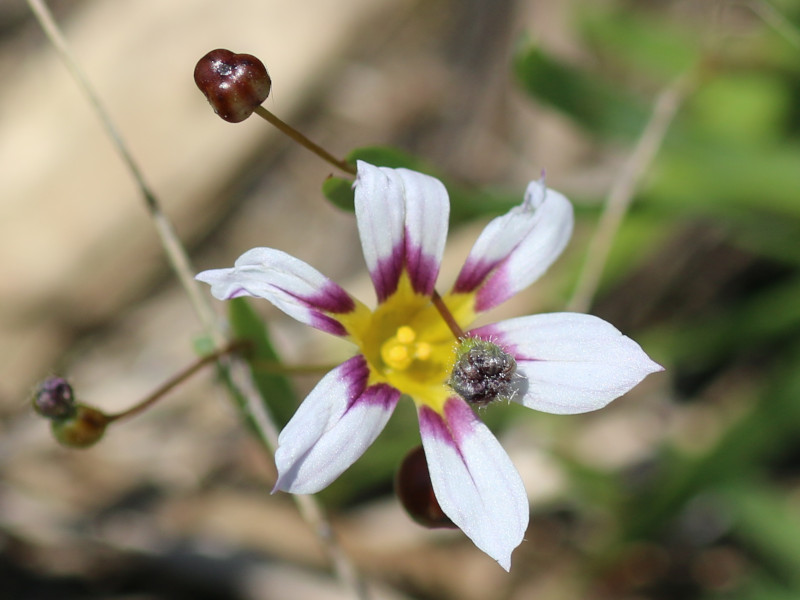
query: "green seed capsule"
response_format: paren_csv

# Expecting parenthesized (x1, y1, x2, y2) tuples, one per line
(51, 404, 109, 448)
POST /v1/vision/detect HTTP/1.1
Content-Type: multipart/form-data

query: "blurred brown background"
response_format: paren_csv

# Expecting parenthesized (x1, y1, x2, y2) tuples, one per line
(2, 0, 782, 598)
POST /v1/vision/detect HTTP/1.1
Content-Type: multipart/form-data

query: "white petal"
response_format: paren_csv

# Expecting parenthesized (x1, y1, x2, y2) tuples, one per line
(472, 313, 663, 414)
(354, 161, 449, 301)
(418, 398, 528, 571)
(196, 247, 357, 336)
(453, 180, 573, 312)
(274, 356, 400, 494)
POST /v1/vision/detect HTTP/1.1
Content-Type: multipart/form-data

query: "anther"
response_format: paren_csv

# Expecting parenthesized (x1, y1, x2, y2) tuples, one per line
(396, 326, 416, 344)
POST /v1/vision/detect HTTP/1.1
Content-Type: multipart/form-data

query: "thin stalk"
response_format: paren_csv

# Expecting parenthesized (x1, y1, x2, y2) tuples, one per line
(749, 0, 800, 50)
(567, 73, 692, 313)
(254, 105, 356, 175)
(432, 290, 466, 339)
(28, 2, 367, 597)
(25, 0, 217, 336)
(106, 341, 244, 423)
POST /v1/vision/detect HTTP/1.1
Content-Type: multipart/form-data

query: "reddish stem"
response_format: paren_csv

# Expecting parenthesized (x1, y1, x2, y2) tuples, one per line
(432, 290, 466, 340)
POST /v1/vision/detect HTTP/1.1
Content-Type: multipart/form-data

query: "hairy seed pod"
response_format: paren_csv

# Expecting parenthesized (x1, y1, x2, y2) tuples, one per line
(449, 338, 518, 406)
(194, 49, 271, 123)
(395, 445, 456, 529)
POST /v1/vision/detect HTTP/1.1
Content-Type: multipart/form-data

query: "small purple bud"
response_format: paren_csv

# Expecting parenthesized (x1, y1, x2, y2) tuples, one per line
(33, 377, 76, 419)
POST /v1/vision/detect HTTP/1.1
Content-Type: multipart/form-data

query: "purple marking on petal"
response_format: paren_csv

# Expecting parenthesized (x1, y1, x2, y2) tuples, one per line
(442, 396, 478, 443)
(468, 325, 523, 359)
(405, 233, 439, 296)
(226, 287, 251, 300)
(309, 313, 349, 336)
(278, 280, 354, 336)
(338, 354, 371, 398)
(373, 236, 440, 302)
(453, 257, 500, 295)
(418, 405, 452, 445)
(337, 356, 401, 411)
(473, 269, 514, 313)
(351, 383, 401, 411)
(418, 397, 477, 448)
(303, 280, 356, 314)
(372, 243, 405, 302)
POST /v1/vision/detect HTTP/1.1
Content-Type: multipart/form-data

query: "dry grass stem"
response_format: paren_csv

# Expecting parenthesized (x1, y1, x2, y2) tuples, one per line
(567, 74, 693, 313)
(26, 1, 368, 597)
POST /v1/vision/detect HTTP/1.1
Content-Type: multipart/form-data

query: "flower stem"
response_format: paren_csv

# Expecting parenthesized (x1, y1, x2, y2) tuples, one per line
(28, 2, 368, 596)
(432, 290, 466, 340)
(106, 341, 246, 423)
(25, 0, 218, 337)
(254, 105, 356, 175)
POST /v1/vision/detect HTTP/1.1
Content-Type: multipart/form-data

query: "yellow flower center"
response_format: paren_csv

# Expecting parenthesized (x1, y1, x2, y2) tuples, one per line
(380, 326, 433, 371)
(338, 273, 478, 414)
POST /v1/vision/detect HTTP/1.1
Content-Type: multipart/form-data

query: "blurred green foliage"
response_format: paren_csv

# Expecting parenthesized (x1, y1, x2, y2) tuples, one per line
(246, 2, 800, 595)
(512, 3, 800, 598)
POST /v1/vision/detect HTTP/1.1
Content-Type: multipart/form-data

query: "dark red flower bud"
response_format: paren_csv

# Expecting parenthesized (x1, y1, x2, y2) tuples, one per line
(194, 49, 271, 123)
(33, 377, 76, 419)
(395, 445, 456, 529)
(51, 404, 109, 448)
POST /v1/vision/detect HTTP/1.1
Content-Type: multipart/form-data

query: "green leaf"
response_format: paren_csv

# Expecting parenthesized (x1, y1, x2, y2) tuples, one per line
(228, 297, 298, 428)
(578, 6, 699, 79)
(646, 139, 800, 220)
(322, 146, 425, 214)
(323, 145, 522, 224)
(346, 146, 428, 170)
(322, 176, 354, 212)
(513, 36, 649, 139)
(720, 482, 800, 588)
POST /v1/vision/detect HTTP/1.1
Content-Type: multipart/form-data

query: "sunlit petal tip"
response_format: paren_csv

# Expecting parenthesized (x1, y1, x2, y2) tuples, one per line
(418, 398, 528, 571)
(195, 267, 247, 300)
(453, 180, 574, 312)
(273, 355, 400, 494)
(354, 161, 449, 301)
(472, 313, 663, 415)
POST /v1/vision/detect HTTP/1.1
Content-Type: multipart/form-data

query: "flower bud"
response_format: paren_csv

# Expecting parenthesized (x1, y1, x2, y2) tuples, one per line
(32, 377, 76, 419)
(448, 337, 518, 406)
(51, 404, 109, 448)
(395, 445, 455, 529)
(194, 49, 271, 123)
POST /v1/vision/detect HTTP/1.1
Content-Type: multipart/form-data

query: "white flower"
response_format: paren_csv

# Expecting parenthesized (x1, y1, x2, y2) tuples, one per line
(197, 161, 662, 570)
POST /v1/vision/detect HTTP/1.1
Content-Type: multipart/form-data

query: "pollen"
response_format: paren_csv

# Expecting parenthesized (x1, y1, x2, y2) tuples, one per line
(380, 326, 432, 372)
(415, 342, 432, 360)
(396, 326, 416, 344)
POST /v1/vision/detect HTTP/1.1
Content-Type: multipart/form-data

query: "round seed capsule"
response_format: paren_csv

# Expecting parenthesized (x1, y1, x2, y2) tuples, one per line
(51, 404, 109, 448)
(194, 49, 271, 123)
(395, 445, 456, 529)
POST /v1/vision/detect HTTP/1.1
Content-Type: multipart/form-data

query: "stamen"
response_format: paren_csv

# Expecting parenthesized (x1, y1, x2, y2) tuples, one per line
(388, 346, 410, 365)
(379, 326, 430, 372)
(396, 326, 416, 344)
(415, 343, 432, 360)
